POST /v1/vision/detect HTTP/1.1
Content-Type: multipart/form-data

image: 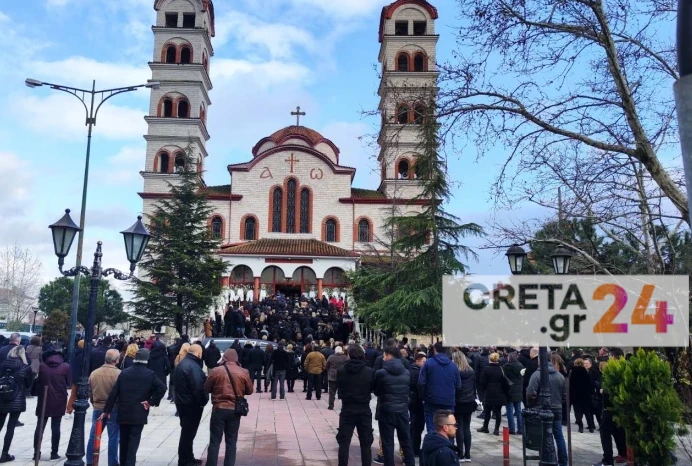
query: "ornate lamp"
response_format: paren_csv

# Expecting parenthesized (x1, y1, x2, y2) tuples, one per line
(120, 216, 151, 270)
(505, 244, 527, 275)
(551, 246, 573, 275)
(49, 209, 80, 264)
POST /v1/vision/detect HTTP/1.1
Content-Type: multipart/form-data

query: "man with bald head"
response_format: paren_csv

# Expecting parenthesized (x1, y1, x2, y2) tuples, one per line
(87, 349, 121, 466)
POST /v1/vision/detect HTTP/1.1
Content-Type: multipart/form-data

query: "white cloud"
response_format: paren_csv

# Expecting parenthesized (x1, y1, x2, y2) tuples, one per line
(0, 152, 33, 216)
(288, 0, 385, 18)
(11, 93, 147, 141)
(28, 57, 151, 93)
(211, 59, 312, 88)
(93, 146, 145, 186)
(214, 11, 316, 59)
(0, 11, 10, 22)
(319, 121, 380, 186)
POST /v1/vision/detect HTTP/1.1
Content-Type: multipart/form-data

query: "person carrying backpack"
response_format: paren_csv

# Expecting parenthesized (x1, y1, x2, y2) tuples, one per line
(0, 346, 33, 462)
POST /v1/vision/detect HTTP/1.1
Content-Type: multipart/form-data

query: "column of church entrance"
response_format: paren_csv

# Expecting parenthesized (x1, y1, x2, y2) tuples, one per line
(253, 277, 260, 303)
(317, 278, 323, 301)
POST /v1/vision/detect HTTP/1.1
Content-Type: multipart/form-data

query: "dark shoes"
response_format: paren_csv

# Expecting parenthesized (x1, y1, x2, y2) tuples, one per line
(373, 455, 384, 464)
(578, 425, 584, 433)
(493, 430, 500, 436)
(615, 456, 627, 464)
(327, 406, 334, 410)
(14, 422, 23, 427)
(0, 453, 14, 463)
(50, 453, 61, 460)
(476, 427, 489, 433)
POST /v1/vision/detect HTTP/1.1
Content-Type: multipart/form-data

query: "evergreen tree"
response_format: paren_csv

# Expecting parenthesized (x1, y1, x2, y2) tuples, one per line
(130, 146, 227, 335)
(350, 99, 484, 336)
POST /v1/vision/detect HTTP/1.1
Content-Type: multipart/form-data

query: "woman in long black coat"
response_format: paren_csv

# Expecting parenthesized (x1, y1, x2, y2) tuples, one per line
(502, 352, 525, 435)
(478, 352, 509, 435)
(0, 346, 33, 461)
(569, 358, 596, 432)
(147, 341, 170, 392)
(34, 350, 71, 460)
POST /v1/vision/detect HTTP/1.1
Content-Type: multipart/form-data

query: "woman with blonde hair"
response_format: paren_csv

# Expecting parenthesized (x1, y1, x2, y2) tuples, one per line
(452, 349, 476, 462)
(478, 352, 510, 436)
(175, 343, 190, 367)
(0, 346, 32, 461)
(121, 343, 139, 370)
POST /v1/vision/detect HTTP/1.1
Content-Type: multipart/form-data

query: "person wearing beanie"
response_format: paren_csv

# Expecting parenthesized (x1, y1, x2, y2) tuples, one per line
(326, 346, 347, 410)
(101, 348, 166, 466)
(174, 343, 208, 466)
(204, 349, 253, 466)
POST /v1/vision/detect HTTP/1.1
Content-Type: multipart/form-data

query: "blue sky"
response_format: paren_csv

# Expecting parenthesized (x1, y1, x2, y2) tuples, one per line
(0, 0, 515, 290)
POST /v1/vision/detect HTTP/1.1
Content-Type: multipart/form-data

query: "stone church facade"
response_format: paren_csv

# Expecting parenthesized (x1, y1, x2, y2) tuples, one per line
(139, 0, 439, 302)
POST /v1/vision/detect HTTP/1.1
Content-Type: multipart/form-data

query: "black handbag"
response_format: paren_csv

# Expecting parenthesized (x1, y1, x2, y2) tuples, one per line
(223, 364, 249, 417)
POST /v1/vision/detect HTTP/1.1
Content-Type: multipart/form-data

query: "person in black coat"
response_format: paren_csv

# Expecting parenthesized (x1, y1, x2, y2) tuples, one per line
(502, 352, 524, 435)
(147, 341, 170, 391)
(214, 311, 223, 337)
(374, 347, 415, 466)
(166, 338, 182, 402)
(223, 308, 234, 338)
(477, 353, 509, 435)
(452, 349, 476, 462)
(102, 349, 166, 466)
(247, 343, 266, 393)
(0, 346, 33, 462)
(174, 344, 208, 466)
(409, 352, 426, 456)
(204, 340, 221, 371)
(241, 343, 253, 370)
(520, 348, 538, 405)
(569, 358, 595, 432)
(336, 345, 373, 466)
(89, 336, 112, 376)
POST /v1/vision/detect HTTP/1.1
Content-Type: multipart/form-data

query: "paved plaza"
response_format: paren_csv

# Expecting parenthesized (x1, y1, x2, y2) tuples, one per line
(5, 391, 692, 466)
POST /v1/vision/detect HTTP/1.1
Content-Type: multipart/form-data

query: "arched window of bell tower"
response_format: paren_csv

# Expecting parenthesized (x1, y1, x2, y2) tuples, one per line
(180, 46, 192, 64)
(163, 45, 176, 64)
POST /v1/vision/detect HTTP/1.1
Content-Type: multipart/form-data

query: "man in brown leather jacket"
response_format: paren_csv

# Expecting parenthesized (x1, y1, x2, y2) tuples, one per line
(204, 349, 253, 466)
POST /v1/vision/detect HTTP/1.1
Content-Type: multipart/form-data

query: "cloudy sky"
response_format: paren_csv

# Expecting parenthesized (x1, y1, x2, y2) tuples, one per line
(0, 0, 513, 294)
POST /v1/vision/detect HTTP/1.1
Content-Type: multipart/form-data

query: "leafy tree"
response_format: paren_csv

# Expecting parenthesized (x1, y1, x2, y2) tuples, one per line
(37, 277, 128, 332)
(43, 310, 70, 342)
(602, 350, 685, 466)
(130, 146, 227, 335)
(350, 100, 484, 336)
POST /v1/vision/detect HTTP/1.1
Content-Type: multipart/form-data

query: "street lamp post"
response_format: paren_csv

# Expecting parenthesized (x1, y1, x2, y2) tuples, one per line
(506, 243, 573, 466)
(31, 308, 39, 334)
(48, 209, 150, 466)
(25, 78, 160, 368)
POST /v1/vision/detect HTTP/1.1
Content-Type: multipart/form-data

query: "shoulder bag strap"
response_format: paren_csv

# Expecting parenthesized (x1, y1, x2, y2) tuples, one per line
(223, 364, 242, 402)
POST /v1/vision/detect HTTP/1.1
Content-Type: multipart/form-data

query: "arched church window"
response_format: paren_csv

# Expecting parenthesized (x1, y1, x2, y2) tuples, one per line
(174, 153, 186, 172)
(159, 152, 169, 173)
(244, 217, 256, 240)
(272, 188, 282, 232)
(397, 104, 410, 124)
(414, 162, 422, 179)
(414, 53, 426, 72)
(286, 179, 297, 234)
(397, 53, 409, 72)
(210, 217, 222, 239)
(180, 46, 192, 64)
(300, 188, 310, 233)
(413, 103, 426, 124)
(358, 219, 371, 243)
(162, 99, 173, 118)
(325, 219, 337, 243)
(398, 159, 410, 179)
(178, 100, 190, 118)
(164, 46, 176, 64)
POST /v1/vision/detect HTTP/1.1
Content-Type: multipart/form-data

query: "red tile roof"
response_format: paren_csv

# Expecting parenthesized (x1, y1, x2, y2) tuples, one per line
(219, 238, 358, 258)
(269, 126, 325, 145)
(351, 188, 386, 199)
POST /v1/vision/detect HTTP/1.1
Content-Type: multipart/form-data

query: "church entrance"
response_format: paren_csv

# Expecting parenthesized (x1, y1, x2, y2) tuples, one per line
(275, 284, 301, 299)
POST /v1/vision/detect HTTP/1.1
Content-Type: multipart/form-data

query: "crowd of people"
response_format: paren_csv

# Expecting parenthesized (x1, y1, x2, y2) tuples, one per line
(0, 292, 630, 466)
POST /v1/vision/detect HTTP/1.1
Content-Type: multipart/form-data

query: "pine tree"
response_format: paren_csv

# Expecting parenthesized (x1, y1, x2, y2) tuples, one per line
(350, 99, 484, 336)
(130, 145, 227, 335)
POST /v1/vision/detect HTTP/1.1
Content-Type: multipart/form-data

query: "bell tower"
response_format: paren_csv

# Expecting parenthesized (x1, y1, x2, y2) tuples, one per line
(141, 0, 215, 199)
(377, 0, 439, 199)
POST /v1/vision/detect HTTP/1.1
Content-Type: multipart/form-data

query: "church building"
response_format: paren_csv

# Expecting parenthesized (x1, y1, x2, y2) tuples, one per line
(140, 0, 440, 303)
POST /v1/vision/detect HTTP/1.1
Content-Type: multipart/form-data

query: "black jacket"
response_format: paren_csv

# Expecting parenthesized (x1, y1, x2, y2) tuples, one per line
(455, 369, 476, 405)
(337, 359, 373, 408)
(104, 363, 166, 425)
(569, 366, 593, 403)
(0, 358, 33, 414)
(479, 363, 509, 406)
(421, 432, 461, 466)
(365, 348, 378, 368)
(271, 349, 291, 372)
(204, 344, 221, 371)
(89, 345, 108, 375)
(247, 346, 265, 370)
(174, 354, 208, 407)
(502, 361, 524, 403)
(374, 358, 410, 413)
(473, 353, 489, 385)
(409, 364, 423, 407)
(147, 344, 170, 386)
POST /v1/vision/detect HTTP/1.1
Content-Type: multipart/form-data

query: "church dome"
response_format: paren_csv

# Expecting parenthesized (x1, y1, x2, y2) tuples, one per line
(252, 125, 341, 164)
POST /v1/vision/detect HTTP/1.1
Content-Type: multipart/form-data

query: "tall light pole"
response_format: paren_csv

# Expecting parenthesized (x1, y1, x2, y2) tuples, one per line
(25, 78, 160, 367)
(49, 209, 150, 466)
(506, 243, 573, 466)
(676, 1, 692, 226)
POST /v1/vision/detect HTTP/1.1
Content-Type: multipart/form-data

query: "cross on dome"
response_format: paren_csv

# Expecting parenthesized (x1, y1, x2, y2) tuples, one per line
(291, 106, 306, 126)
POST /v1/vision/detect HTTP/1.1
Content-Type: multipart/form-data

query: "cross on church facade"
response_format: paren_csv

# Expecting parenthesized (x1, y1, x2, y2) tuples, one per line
(285, 153, 300, 173)
(291, 106, 306, 126)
